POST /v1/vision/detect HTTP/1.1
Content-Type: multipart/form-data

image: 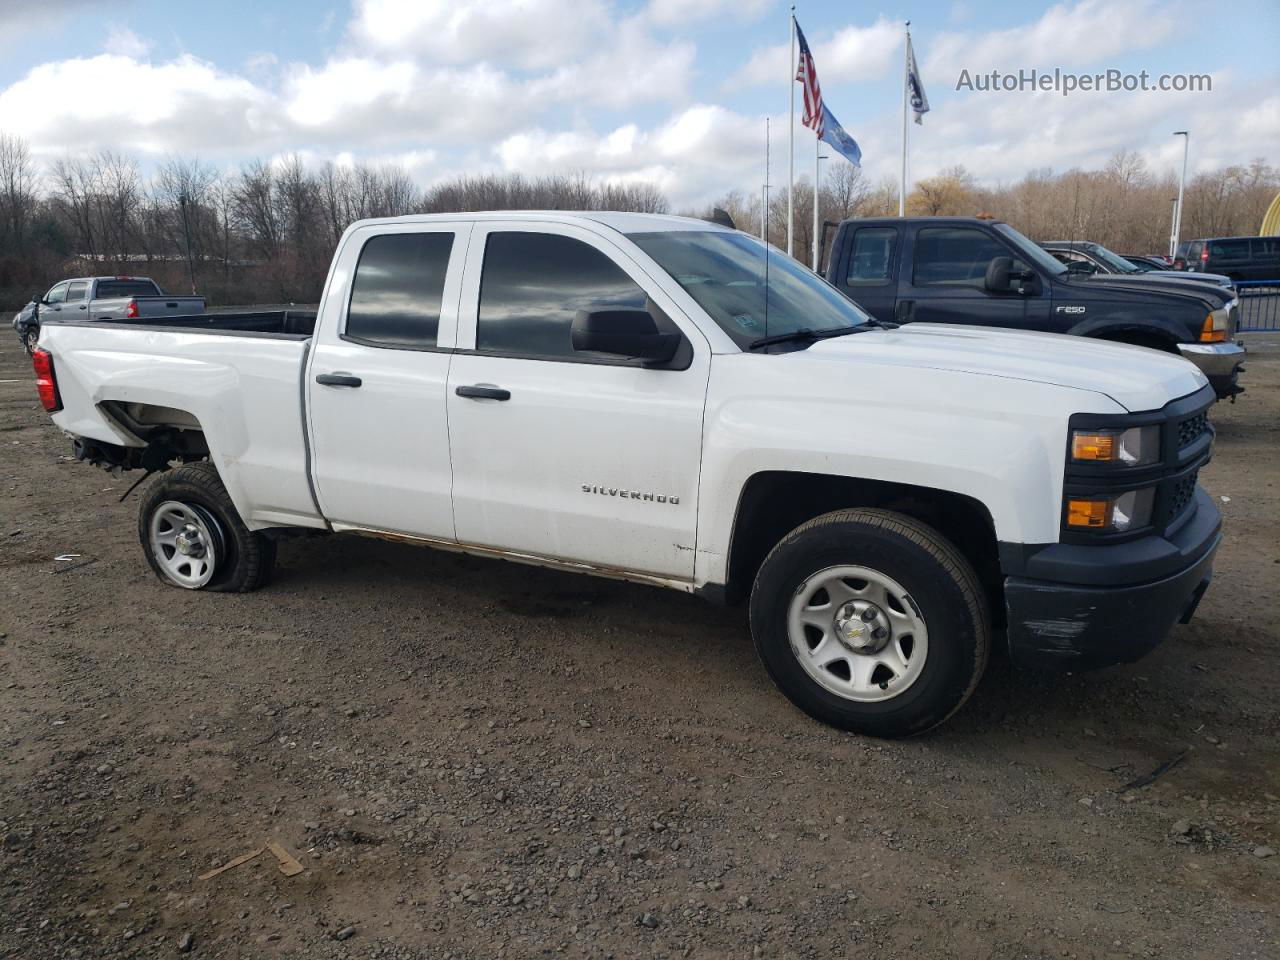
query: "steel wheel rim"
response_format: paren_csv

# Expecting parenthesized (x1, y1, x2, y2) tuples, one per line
(786, 565, 929, 703)
(149, 500, 222, 589)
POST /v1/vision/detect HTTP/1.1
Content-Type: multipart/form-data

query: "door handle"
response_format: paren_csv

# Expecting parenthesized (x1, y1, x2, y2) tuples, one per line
(455, 384, 511, 401)
(77, 304, 86, 310)
(315, 372, 362, 387)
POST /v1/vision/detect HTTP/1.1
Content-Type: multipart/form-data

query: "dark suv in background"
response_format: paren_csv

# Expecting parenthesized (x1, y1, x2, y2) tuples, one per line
(1181, 236, 1280, 280)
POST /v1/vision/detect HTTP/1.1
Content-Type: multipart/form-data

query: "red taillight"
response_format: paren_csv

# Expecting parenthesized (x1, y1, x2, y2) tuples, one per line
(32, 348, 62, 412)
(125, 300, 139, 319)
(1200, 248, 1209, 262)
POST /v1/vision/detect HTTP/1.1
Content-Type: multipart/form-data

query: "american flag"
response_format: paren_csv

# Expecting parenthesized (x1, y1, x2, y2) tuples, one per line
(794, 20, 824, 139)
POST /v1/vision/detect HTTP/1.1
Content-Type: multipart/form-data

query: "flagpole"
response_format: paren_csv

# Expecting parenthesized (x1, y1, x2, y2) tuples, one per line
(812, 134, 820, 270)
(899, 21, 909, 217)
(787, 6, 796, 257)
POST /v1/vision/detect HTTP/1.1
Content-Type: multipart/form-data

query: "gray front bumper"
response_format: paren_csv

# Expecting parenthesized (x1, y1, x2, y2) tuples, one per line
(1179, 341, 1246, 398)
(1178, 340, 1245, 378)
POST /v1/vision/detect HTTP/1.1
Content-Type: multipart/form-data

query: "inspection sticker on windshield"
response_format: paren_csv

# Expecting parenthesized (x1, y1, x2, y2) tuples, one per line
(733, 314, 760, 330)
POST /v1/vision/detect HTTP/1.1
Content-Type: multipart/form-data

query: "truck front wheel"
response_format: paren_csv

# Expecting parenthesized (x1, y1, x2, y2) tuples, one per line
(749, 509, 989, 738)
(139, 462, 275, 593)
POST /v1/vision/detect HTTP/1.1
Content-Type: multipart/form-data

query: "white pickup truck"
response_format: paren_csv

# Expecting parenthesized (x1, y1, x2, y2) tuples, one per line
(32, 212, 1223, 737)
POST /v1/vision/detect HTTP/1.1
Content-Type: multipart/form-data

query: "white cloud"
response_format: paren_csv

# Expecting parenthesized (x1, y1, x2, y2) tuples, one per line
(528, 18, 696, 107)
(0, 54, 271, 155)
(103, 25, 150, 58)
(349, 0, 609, 70)
(497, 105, 772, 207)
(644, 0, 770, 27)
(880, 68, 1280, 188)
(730, 18, 901, 90)
(282, 58, 531, 144)
(926, 0, 1177, 78)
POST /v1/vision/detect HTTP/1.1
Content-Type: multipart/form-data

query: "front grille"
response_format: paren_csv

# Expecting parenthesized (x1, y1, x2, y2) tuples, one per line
(1166, 470, 1198, 521)
(1177, 412, 1208, 449)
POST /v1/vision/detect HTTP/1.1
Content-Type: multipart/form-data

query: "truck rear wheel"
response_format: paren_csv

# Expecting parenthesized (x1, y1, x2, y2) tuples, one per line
(749, 509, 989, 738)
(139, 462, 275, 593)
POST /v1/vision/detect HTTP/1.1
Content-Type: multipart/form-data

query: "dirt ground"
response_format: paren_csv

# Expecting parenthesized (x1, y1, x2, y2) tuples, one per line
(1, 333, 1277, 960)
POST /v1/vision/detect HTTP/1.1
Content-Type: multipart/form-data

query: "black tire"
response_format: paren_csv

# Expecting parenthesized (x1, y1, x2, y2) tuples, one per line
(138, 462, 276, 593)
(749, 508, 989, 738)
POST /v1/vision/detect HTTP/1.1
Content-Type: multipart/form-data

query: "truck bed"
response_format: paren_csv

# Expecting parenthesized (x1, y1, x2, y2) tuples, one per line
(89, 310, 318, 338)
(39, 318, 323, 531)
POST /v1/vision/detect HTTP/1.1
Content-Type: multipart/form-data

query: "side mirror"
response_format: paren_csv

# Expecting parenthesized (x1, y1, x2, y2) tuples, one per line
(985, 257, 1039, 295)
(984, 256, 1014, 292)
(572, 308, 680, 364)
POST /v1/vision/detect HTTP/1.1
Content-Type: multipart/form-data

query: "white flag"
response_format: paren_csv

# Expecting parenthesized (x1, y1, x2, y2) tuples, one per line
(906, 34, 930, 125)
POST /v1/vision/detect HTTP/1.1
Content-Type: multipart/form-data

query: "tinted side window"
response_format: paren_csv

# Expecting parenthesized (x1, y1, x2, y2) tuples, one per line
(477, 232, 648, 360)
(66, 281, 88, 301)
(912, 228, 1007, 287)
(845, 228, 896, 285)
(346, 232, 454, 349)
(1251, 238, 1280, 257)
(1208, 239, 1249, 259)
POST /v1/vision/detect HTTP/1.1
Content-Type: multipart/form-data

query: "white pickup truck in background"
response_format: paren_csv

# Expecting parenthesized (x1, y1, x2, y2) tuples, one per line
(15, 276, 205, 352)
(31, 212, 1223, 737)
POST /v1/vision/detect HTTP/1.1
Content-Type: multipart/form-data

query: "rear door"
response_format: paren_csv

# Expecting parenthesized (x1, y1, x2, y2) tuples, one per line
(64, 280, 89, 317)
(1203, 238, 1250, 277)
(445, 221, 708, 580)
(834, 225, 899, 322)
(1248, 238, 1280, 280)
(899, 224, 1030, 328)
(307, 221, 469, 540)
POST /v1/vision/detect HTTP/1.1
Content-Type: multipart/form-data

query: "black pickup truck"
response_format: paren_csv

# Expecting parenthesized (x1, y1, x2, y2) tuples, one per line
(825, 217, 1245, 399)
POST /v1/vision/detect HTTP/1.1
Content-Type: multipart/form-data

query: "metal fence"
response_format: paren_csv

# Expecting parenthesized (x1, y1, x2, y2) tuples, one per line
(1237, 281, 1280, 332)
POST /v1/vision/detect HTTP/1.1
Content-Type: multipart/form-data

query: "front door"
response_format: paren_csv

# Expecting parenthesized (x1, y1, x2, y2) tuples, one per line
(901, 225, 1029, 329)
(307, 222, 469, 540)
(445, 222, 709, 580)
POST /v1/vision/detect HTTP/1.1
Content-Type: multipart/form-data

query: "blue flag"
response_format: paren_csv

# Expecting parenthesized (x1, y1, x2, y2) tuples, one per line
(819, 104, 862, 167)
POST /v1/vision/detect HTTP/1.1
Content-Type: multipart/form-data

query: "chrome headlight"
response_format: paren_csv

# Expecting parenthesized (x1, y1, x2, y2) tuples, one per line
(1070, 425, 1159, 466)
(1065, 487, 1156, 532)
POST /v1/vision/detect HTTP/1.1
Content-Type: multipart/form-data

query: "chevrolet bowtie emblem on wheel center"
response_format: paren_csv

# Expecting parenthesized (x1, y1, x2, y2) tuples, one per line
(581, 484, 680, 505)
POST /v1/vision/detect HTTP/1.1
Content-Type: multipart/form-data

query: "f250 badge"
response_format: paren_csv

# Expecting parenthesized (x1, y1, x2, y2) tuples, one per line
(1055, 305, 1087, 315)
(582, 484, 679, 505)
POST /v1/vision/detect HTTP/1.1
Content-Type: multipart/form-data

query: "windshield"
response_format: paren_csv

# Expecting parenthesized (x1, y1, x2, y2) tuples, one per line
(993, 223, 1067, 278)
(1088, 244, 1142, 274)
(627, 230, 870, 348)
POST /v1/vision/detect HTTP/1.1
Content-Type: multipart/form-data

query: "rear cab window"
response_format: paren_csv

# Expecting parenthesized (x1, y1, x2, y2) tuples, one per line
(345, 232, 455, 349)
(845, 228, 897, 286)
(96, 279, 162, 298)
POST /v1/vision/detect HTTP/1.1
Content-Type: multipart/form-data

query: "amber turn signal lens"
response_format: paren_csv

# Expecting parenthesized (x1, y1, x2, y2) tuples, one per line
(1066, 499, 1113, 528)
(1071, 433, 1116, 461)
(1199, 313, 1226, 343)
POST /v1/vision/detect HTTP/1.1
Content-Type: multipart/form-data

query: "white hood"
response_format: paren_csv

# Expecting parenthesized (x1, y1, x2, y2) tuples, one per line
(807, 323, 1206, 412)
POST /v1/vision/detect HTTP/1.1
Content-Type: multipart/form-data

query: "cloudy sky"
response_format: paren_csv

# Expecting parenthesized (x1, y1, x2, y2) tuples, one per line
(0, 0, 1276, 207)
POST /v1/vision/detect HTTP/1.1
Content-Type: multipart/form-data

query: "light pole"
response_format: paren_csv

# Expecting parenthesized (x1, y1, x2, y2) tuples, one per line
(1168, 198, 1178, 261)
(812, 152, 828, 271)
(1170, 131, 1189, 258)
